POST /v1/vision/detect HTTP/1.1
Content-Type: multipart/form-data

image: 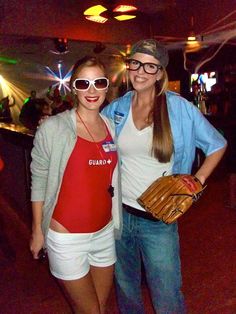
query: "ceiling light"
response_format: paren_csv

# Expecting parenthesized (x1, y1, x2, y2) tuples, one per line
(84, 3, 138, 23)
(185, 40, 201, 53)
(53, 38, 69, 54)
(186, 30, 201, 52)
(187, 17, 197, 41)
(84, 5, 107, 16)
(187, 35, 197, 41)
(85, 15, 108, 23)
(115, 15, 136, 21)
(113, 5, 137, 13)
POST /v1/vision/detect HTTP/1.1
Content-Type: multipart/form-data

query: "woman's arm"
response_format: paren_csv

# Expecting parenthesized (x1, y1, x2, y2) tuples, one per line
(30, 201, 44, 259)
(194, 145, 227, 185)
(30, 123, 51, 259)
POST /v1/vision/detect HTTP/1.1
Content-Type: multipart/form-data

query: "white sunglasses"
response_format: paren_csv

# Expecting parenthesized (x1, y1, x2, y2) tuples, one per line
(73, 77, 109, 91)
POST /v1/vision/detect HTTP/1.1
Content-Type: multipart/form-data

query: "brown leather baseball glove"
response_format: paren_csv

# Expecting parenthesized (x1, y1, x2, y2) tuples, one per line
(137, 174, 205, 224)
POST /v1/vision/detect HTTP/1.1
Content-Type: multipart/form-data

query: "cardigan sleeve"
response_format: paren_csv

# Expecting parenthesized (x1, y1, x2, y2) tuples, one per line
(30, 123, 51, 201)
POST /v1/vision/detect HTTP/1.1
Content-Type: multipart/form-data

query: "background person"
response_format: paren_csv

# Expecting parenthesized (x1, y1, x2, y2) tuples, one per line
(187, 80, 201, 107)
(19, 91, 49, 130)
(0, 95, 15, 123)
(51, 94, 72, 115)
(30, 56, 122, 314)
(46, 85, 73, 115)
(102, 39, 227, 314)
(187, 81, 208, 114)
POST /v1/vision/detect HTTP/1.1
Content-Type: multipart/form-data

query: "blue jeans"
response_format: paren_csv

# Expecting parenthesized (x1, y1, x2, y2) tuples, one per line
(115, 210, 186, 314)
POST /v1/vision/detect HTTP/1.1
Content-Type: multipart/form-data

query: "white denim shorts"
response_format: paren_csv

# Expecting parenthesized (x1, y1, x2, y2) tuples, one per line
(46, 220, 116, 280)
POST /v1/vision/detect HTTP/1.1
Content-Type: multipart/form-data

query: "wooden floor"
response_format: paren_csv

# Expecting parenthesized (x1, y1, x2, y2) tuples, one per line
(0, 167, 236, 313)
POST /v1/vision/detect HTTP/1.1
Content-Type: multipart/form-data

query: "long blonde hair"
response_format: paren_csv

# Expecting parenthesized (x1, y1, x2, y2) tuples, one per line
(152, 69, 173, 162)
(129, 38, 173, 163)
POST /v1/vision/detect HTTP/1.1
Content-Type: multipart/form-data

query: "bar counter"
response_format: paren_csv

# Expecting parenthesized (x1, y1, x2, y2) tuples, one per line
(0, 123, 34, 226)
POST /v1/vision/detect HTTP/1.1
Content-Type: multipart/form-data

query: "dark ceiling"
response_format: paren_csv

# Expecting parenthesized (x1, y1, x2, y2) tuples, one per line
(0, 0, 235, 99)
(0, 1, 235, 64)
(1, 0, 235, 44)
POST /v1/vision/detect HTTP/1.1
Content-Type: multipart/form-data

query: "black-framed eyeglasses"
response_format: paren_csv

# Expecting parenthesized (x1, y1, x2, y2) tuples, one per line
(126, 59, 163, 75)
(73, 77, 109, 91)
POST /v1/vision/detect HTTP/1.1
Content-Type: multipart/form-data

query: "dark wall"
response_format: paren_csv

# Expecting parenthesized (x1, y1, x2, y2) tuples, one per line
(0, 129, 33, 226)
(168, 45, 236, 99)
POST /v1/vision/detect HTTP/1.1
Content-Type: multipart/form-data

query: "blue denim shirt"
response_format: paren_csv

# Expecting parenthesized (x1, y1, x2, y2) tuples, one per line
(102, 90, 227, 174)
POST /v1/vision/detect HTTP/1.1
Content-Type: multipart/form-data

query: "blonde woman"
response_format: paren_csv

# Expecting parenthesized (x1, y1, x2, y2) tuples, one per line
(103, 39, 227, 314)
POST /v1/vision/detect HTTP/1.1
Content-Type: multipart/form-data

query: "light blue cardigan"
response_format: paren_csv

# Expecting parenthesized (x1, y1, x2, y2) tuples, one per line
(102, 90, 227, 174)
(31, 109, 122, 240)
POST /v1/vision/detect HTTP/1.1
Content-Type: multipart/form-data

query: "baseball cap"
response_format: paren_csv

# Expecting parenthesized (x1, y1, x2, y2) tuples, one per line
(130, 39, 169, 68)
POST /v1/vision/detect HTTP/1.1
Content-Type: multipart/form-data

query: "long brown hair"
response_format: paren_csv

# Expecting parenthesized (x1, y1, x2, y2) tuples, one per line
(152, 69, 173, 162)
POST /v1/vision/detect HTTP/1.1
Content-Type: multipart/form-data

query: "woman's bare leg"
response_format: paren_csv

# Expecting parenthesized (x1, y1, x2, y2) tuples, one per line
(60, 265, 114, 314)
(61, 272, 100, 314)
(90, 265, 114, 314)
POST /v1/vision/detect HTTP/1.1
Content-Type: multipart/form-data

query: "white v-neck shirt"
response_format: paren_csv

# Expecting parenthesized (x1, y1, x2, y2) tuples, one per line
(118, 106, 173, 211)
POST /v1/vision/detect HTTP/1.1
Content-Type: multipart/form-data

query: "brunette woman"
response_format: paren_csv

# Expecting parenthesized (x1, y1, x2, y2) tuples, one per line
(30, 56, 122, 314)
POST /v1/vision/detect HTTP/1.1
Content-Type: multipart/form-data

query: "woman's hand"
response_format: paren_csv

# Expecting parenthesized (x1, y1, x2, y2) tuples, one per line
(30, 229, 44, 259)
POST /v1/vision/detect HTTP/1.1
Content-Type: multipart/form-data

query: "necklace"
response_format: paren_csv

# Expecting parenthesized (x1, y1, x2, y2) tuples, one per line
(76, 110, 114, 197)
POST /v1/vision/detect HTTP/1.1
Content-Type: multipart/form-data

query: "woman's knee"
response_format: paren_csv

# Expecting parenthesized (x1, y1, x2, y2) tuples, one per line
(73, 301, 100, 314)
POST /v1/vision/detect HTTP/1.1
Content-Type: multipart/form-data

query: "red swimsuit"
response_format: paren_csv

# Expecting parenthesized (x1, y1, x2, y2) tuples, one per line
(52, 131, 117, 233)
